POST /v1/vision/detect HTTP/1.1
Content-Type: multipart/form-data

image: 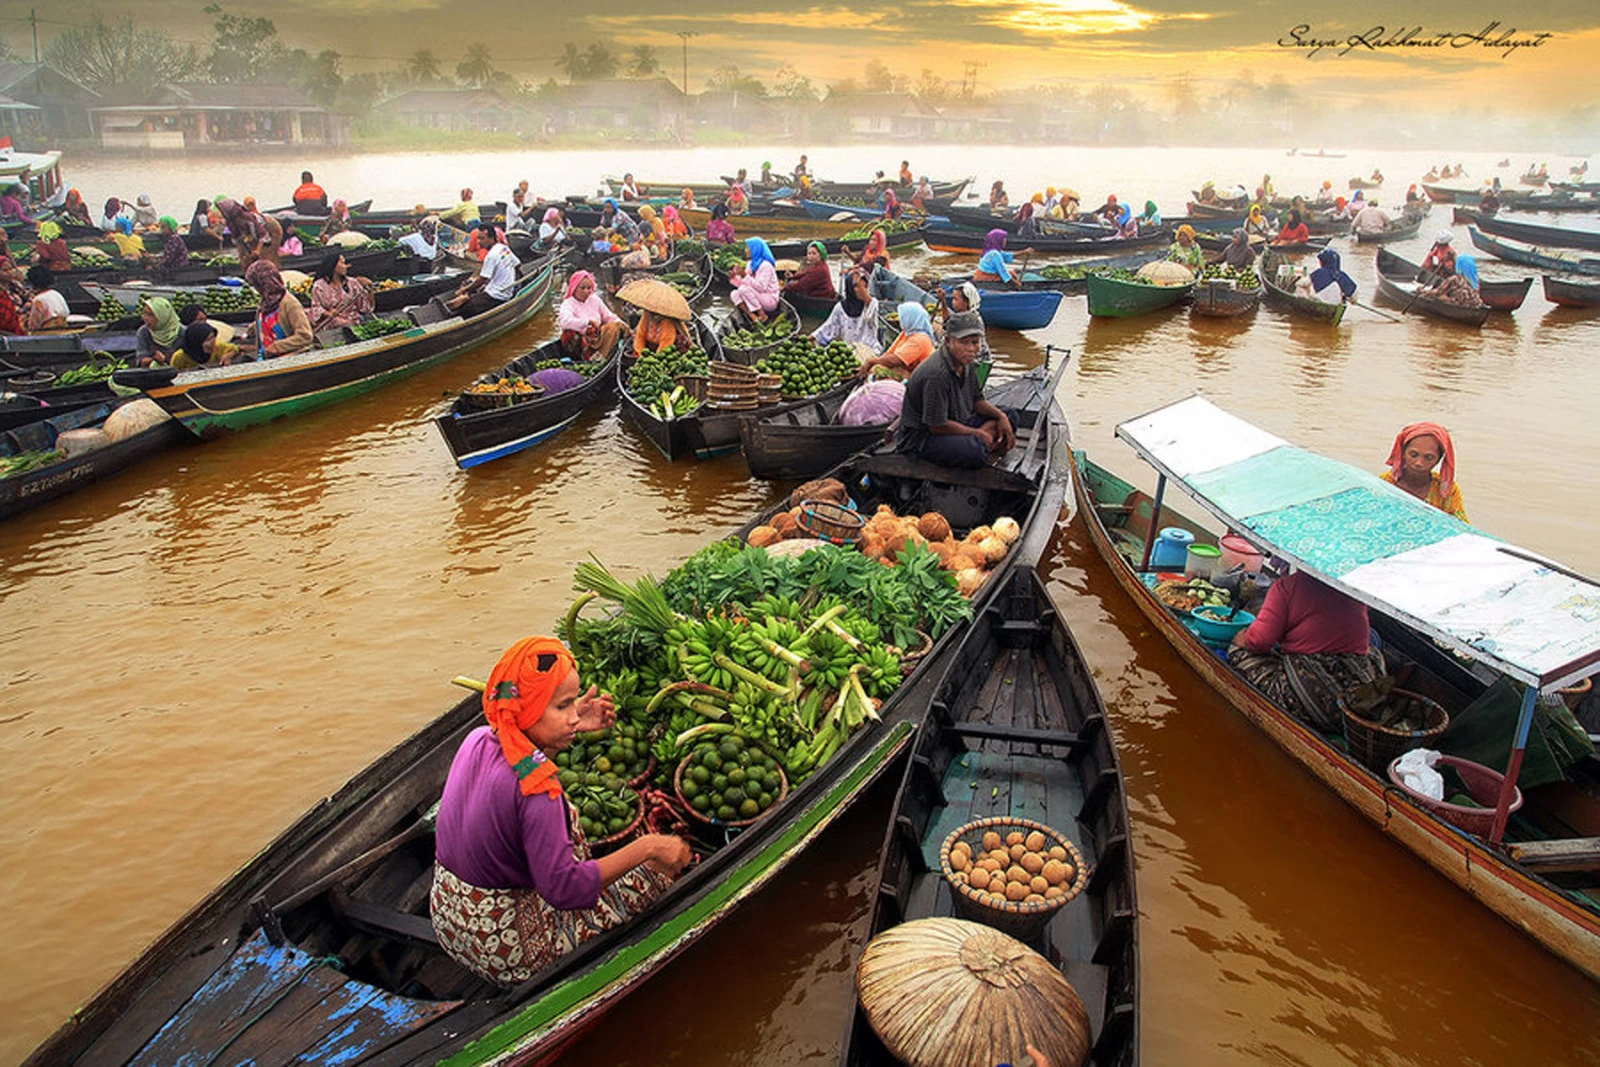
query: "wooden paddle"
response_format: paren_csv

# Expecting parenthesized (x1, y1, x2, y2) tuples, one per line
(1349, 298, 1403, 322)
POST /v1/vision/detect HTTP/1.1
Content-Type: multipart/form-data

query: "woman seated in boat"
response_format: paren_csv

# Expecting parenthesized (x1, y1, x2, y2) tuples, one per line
(430, 637, 691, 987)
(189, 199, 223, 247)
(636, 206, 671, 260)
(1405, 184, 1422, 207)
(277, 216, 304, 258)
(1381, 423, 1470, 527)
(244, 260, 313, 358)
(1421, 231, 1456, 274)
(729, 237, 780, 320)
(1371, 169, 1384, 184)
(1227, 570, 1383, 732)
(782, 241, 837, 303)
(398, 215, 440, 259)
(1059, 188, 1084, 220)
(132, 194, 159, 231)
(1197, 182, 1220, 206)
(31, 221, 71, 272)
(1220, 228, 1256, 269)
(678, 187, 698, 211)
(1136, 200, 1162, 229)
(97, 197, 128, 233)
(219, 198, 282, 269)
(1301, 248, 1356, 304)
(175, 320, 240, 369)
(633, 306, 690, 358)
(440, 188, 480, 230)
(974, 230, 1026, 285)
(1244, 204, 1274, 241)
(618, 173, 645, 201)
(727, 183, 750, 216)
(860, 301, 935, 380)
(109, 218, 149, 266)
(1012, 201, 1042, 240)
(1273, 212, 1310, 246)
(599, 199, 641, 247)
(536, 208, 568, 250)
(848, 229, 892, 276)
(911, 177, 934, 211)
(556, 270, 628, 360)
(24, 265, 70, 332)
(1167, 225, 1204, 272)
(308, 251, 376, 331)
(705, 202, 736, 245)
(813, 269, 881, 354)
(0, 255, 26, 334)
(1422, 167, 1440, 183)
(60, 188, 92, 227)
(877, 187, 904, 220)
(661, 205, 690, 240)
(132, 297, 184, 367)
(1261, 174, 1275, 199)
(989, 181, 1009, 209)
(1420, 261, 1484, 309)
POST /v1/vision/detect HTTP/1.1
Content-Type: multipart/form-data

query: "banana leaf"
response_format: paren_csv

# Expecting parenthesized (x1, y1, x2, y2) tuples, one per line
(1437, 677, 1595, 789)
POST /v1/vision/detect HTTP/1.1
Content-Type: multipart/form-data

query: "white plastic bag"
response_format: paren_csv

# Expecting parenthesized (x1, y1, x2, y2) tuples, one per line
(1395, 748, 1444, 801)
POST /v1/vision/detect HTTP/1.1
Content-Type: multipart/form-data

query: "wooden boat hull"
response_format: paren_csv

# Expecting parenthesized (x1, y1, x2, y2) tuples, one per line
(942, 286, 1063, 330)
(1354, 215, 1423, 243)
(1190, 281, 1261, 318)
(841, 565, 1140, 1067)
(113, 253, 559, 436)
(1375, 274, 1491, 326)
(684, 380, 853, 461)
(943, 250, 1167, 296)
(1542, 274, 1600, 307)
(0, 408, 190, 520)
(617, 362, 692, 461)
(1475, 214, 1600, 252)
(1260, 251, 1347, 325)
(924, 225, 1169, 256)
(1085, 274, 1193, 318)
(1374, 248, 1532, 311)
(434, 339, 620, 469)
(1074, 456, 1600, 981)
(1348, 178, 1382, 190)
(677, 208, 883, 241)
(1467, 227, 1600, 277)
(738, 388, 886, 481)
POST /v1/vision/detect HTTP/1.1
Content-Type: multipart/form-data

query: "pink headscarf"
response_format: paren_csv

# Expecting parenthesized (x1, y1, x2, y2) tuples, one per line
(564, 270, 595, 300)
(543, 207, 562, 226)
(1386, 422, 1458, 501)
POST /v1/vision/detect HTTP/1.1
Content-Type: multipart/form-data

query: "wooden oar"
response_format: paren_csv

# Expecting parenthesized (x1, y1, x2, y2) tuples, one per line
(1349, 298, 1403, 322)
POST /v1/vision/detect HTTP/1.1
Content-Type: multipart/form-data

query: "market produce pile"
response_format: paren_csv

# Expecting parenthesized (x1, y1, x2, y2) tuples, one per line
(1154, 578, 1229, 613)
(753, 336, 859, 398)
(0, 449, 64, 478)
(69, 248, 112, 269)
(626, 343, 709, 418)
(948, 828, 1079, 907)
(1200, 263, 1261, 290)
(56, 355, 127, 385)
(1038, 264, 1117, 282)
(374, 278, 407, 292)
(349, 317, 412, 340)
(720, 313, 794, 352)
(534, 357, 603, 377)
(710, 246, 746, 273)
(95, 286, 260, 322)
(675, 239, 707, 260)
(679, 734, 784, 821)
(658, 270, 702, 299)
(840, 218, 920, 242)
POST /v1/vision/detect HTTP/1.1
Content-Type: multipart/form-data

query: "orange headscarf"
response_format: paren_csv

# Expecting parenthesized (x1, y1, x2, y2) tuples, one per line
(1386, 422, 1457, 501)
(483, 636, 576, 798)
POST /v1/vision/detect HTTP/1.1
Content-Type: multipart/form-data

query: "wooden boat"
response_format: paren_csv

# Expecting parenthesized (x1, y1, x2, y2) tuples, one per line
(1184, 201, 1247, 219)
(685, 379, 853, 462)
(1190, 279, 1261, 318)
(596, 251, 682, 293)
(942, 249, 1166, 296)
(678, 207, 884, 242)
(739, 387, 886, 481)
(1374, 273, 1492, 327)
(711, 176, 973, 202)
(840, 565, 1138, 1067)
(0, 378, 118, 433)
(1259, 251, 1346, 325)
(1348, 177, 1382, 190)
(1075, 395, 1600, 980)
(617, 316, 724, 461)
(1520, 172, 1549, 187)
(872, 269, 1062, 331)
(76, 269, 470, 326)
(0, 398, 191, 520)
(1085, 273, 1193, 318)
(1473, 213, 1600, 252)
(0, 327, 143, 368)
(1552, 181, 1600, 195)
(23, 369, 1068, 1067)
(1467, 227, 1600, 277)
(44, 246, 405, 305)
(433, 336, 620, 469)
(922, 225, 1170, 256)
(1457, 197, 1600, 217)
(1353, 214, 1423, 243)
(713, 299, 802, 366)
(1374, 248, 1532, 311)
(1195, 231, 1329, 255)
(1541, 274, 1600, 307)
(112, 252, 560, 437)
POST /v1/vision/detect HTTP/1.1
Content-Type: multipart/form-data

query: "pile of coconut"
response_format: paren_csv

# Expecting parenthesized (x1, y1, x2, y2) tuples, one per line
(859, 506, 1021, 596)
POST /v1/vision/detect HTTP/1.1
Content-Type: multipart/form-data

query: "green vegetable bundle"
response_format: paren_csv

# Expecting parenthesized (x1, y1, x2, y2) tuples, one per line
(350, 317, 411, 340)
(0, 449, 65, 478)
(57, 356, 127, 385)
(625, 343, 709, 417)
(840, 217, 919, 242)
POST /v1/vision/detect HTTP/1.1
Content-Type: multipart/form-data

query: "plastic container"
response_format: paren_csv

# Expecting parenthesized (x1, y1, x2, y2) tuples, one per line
(1385, 754, 1521, 837)
(1185, 543, 1221, 579)
(1189, 606, 1253, 645)
(1219, 533, 1264, 575)
(1149, 527, 1195, 569)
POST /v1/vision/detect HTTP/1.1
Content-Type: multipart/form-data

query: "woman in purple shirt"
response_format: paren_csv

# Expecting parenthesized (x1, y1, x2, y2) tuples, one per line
(430, 636, 691, 985)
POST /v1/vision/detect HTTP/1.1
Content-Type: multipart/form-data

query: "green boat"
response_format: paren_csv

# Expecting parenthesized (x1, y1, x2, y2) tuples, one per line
(1259, 250, 1346, 326)
(1085, 272, 1194, 318)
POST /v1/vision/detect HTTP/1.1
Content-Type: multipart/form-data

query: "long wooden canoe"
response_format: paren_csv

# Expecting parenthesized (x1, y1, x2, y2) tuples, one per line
(1467, 227, 1600, 277)
(1353, 214, 1423, 243)
(1189, 280, 1261, 318)
(1473, 214, 1600, 252)
(1259, 251, 1346, 325)
(616, 317, 724, 461)
(112, 252, 560, 437)
(23, 372, 1069, 1067)
(942, 248, 1166, 296)
(1542, 274, 1600, 307)
(1085, 273, 1193, 318)
(924, 225, 1170, 256)
(1075, 441, 1600, 981)
(841, 565, 1139, 1067)
(1373, 273, 1492, 327)
(0, 399, 191, 520)
(1374, 247, 1532, 311)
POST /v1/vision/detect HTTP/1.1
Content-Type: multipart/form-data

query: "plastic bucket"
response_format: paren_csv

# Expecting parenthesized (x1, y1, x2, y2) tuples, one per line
(1150, 527, 1195, 569)
(1219, 533, 1264, 575)
(1185, 543, 1221, 580)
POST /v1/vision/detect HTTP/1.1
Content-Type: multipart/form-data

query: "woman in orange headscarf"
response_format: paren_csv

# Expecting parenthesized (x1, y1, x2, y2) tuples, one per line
(1381, 422, 1468, 522)
(430, 637, 691, 985)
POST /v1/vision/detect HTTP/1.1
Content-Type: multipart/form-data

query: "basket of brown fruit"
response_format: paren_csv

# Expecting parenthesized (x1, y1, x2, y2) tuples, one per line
(939, 817, 1089, 941)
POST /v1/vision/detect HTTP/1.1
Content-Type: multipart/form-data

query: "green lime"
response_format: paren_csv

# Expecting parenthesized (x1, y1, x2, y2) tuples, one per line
(739, 799, 760, 818)
(716, 804, 737, 821)
(691, 793, 711, 812)
(691, 764, 710, 785)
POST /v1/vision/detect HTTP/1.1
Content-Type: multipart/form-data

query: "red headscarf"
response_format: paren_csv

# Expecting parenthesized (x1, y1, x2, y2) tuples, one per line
(483, 636, 576, 798)
(1386, 422, 1457, 501)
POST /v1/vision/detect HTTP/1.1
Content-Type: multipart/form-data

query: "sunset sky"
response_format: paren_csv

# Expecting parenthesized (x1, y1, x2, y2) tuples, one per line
(21, 1, 1600, 113)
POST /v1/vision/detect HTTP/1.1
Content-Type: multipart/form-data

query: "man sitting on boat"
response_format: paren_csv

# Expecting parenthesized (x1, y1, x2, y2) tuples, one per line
(1351, 198, 1390, 237)
(292, 171, 327, 215)
(448, 229, 519, 318)
(1227, 570, 1384, 732)
(397, 215, 440, 259)
(894, 311, 1015, 469)
(430, 637, 691, 986)
(1380, 422, 1469, 521)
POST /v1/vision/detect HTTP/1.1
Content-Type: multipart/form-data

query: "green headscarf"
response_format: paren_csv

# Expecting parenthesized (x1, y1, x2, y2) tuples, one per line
(145, 297, 181, 348)
(808, 240, 828, 261)
(158, 215, 178, 232)
(38, 221, 61, 241)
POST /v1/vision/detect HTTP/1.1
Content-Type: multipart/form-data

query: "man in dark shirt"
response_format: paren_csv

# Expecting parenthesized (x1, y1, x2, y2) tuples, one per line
(895, 311, 1015, 468)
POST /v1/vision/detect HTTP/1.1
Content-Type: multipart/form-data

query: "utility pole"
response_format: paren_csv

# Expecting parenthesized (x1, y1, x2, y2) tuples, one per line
(676, 31, 699, 96)
(30, 8, 41, 98)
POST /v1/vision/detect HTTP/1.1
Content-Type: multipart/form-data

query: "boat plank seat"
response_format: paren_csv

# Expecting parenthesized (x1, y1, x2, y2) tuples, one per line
(330, 887, 441, 946)
(948, 722, 1082, 749)
(855, 451, 1039, 494)
(128, 929, 458, 1067)
(1506, 837, 1600, 873)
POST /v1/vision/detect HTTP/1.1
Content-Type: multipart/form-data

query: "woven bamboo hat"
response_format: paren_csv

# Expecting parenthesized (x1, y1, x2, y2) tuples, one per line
(616, 278, 691, 321)
(773, 258, 801, 273)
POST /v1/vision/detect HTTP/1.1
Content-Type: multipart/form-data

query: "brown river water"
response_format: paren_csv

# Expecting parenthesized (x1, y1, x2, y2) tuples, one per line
(3, 146, 1597, 1064)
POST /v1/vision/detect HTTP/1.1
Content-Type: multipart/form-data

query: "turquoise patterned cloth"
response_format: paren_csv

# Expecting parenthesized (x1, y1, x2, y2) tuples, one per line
(1243, 486, 1466, 577)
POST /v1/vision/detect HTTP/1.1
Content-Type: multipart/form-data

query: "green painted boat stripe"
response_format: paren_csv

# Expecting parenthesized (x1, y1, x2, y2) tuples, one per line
(443, 721, 914, 1066)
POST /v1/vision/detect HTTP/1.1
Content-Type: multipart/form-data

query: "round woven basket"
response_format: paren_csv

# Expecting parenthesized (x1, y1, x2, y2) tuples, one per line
(1339, 689, 1449, 774)
(675, 751, 789, 829)
(940, 817, 1089, 942)
(674, 374, 708, 402)
(898, 629, 934, 673)
(587, 790, 645, 855)
(798, 499, 865, 545)
(459, 382, 546, 412)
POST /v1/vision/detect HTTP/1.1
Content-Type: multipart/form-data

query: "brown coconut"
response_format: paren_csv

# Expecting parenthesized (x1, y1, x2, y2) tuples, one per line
(770, 512, 801, 539)
(747, 525, 781, 548)
(789, 478, 849, 509)
(917, 512, 953, 542)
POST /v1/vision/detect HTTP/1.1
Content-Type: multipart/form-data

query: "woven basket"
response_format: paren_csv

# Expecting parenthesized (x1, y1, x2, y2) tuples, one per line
(798, 499, 865, 545)
(898, 629, 934, 673)
(674, 752, 789, 828)
(709, 359, 759, 382)
(940, 817, 1089, 942)
(1339, 688, 1449, 774)
(1385, 754, 1522, 838)
(459, 382, 546, 412)
(587, 790, 645, 855)
(674, 374, 708, 402)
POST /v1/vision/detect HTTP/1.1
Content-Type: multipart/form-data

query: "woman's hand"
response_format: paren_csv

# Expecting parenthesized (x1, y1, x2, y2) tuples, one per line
(574, 685, 615, 732)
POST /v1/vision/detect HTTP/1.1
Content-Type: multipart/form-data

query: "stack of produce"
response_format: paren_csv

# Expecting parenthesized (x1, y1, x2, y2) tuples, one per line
(1199, 263, 1261, 290)
(675, 239, 708, 260)
(658, 270, 701, 299)
(57, 356, 127, 385)
(625, 343, 709, 418)
(1153, 578, 1228, 613)
(94, 296, 129, 322)
(1038, 264, 1114, 282)
(840, 218, 920, 241)
(710, 246, 746, 273)
(465, 377, 544, 407)
(0, 449, 65, 478)
(754, 336, 859, 398)
(721, 315, 794, 352)
(677, 733, 784, 822)
(375, 278, 406, 292)
(349, 317, 411, 340)
(534, 357, 603, 378)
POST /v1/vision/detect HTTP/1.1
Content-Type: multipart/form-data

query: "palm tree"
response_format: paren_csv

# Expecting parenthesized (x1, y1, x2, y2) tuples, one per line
(407, 48, 441, 85)
(556, 42, 585, 84)
(628, 44, 660, 78)
(584, 42, 618, 80)
(456, 43, 494, 88)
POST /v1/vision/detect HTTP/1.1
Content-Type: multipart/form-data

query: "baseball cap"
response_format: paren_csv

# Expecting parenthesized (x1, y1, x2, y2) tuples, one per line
(946, 310, 984, 338)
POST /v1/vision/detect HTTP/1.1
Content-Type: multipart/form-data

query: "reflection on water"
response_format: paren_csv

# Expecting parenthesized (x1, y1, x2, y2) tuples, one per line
(4, 145, 1600, 1065)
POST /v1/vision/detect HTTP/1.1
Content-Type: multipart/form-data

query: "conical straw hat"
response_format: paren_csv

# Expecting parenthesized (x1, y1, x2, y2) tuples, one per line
(774, 258, 801, 273)
(616, 278, 692, 320)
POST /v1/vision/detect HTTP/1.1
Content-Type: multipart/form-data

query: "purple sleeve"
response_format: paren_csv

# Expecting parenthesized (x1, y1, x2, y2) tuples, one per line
(518, 793, 603, 910)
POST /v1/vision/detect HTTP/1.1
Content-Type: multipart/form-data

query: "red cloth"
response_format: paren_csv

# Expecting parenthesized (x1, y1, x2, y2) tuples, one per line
(1237, 571, 1370, 656)
(1275, 222, 1310, 244)
(1385, 421, 1457, 502)
(782, 261, 837, 301)
(1421, 245, 1456, 273)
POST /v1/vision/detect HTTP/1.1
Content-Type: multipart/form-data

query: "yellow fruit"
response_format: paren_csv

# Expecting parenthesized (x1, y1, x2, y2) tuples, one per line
(1045, 886, 1065, 900)
(1009, 843, 1027, 862)
(990, 848, 1011, 867)
(1048, 845, 1067, 861)
(1025, 831, 1046, 852)
(981, 831, 1002, 852)
(968, 868, 991, 890)
(1026, 892, 1046, 904)
(1042, 859, 1069, 886)
(1020, 852, 1044, 875)
(951, 851, 971, 873)
(1030, 876, 1049, 895)
(1005, 831, 1024, 847)
(1007, 866, 1030, 885)
(1005, 881, 1029, 902)
(979, 857, 1001, 873)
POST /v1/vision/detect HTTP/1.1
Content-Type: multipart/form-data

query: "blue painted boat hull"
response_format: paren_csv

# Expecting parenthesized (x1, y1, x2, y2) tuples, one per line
(941, 286, 1064, 330)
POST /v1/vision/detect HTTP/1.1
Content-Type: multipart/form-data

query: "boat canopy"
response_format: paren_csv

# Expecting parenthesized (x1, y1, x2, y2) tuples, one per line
(1115, 395, 1600, 693)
